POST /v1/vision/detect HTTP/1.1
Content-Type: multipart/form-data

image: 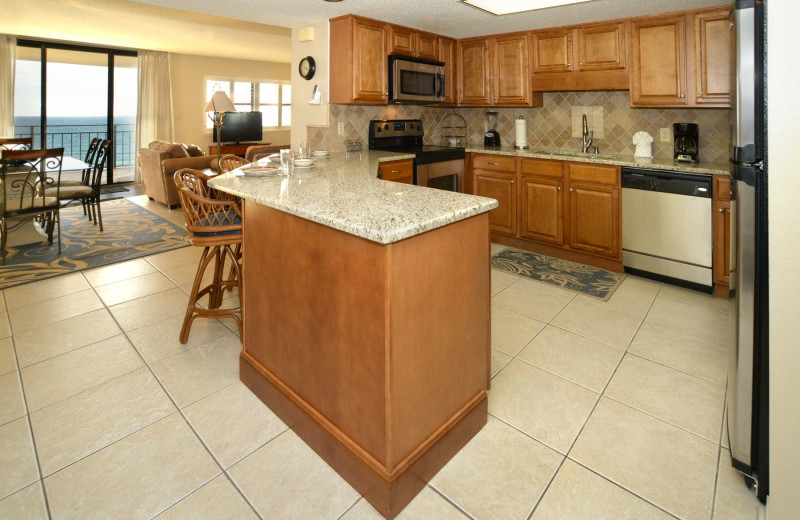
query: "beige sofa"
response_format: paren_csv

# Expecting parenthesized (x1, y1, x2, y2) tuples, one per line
(138, 141, 218, 207)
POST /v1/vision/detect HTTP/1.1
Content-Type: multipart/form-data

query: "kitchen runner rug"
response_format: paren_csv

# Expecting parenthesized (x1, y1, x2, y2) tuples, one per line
(0, 198, 189, 289)
(491, 247, 625, 301)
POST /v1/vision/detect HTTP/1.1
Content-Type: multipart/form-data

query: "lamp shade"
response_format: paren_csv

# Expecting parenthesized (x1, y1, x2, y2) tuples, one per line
(204, 91, 236, 113)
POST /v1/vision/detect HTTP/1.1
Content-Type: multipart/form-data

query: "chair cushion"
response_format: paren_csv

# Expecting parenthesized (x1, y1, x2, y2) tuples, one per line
(3, 196, 59, 211)
(194, 210, 242, 237)
(44, 186, 94, 198)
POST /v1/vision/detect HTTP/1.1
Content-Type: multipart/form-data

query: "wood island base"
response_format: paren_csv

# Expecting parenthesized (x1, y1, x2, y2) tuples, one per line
(240, 203, 491, 518)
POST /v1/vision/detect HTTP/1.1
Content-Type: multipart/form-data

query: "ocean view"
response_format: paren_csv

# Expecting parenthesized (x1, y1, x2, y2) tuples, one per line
(14, 116, 136, 168)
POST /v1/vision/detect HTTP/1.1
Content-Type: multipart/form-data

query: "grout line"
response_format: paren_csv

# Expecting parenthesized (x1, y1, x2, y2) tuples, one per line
(427, 484, 479, 520)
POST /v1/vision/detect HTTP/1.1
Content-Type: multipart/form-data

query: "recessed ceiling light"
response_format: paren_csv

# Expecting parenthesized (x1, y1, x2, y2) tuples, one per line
(459, 0, 596, 16)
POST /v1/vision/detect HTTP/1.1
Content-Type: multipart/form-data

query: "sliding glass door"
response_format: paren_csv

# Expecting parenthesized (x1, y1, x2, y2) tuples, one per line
(13, 40, 137, 184)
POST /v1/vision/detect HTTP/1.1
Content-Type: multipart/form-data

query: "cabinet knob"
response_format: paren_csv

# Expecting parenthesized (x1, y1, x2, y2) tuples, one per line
(488, 162, 499, 165)
(391, 170, 402, 174)
(484, 96, 488, 100)
(510, 180, 514, 184)
(557, 186, 561, 191)
(680, 94, 686, 98)
(579, 62, 583, 66)
(719, 208, 725, 213)
(567, 63, 571, 67)
(697, 94, 702, 98)
(569, 188, 573, 192)
(494, 97, 497, 101)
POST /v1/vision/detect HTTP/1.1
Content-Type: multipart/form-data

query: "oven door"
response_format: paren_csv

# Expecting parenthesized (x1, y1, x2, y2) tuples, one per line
(416, 158, 465, 193)
(389, 55, 445, 104)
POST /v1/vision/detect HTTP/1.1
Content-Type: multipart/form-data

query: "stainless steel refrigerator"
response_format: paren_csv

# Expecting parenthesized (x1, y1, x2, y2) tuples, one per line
(728, 0, 768, 503)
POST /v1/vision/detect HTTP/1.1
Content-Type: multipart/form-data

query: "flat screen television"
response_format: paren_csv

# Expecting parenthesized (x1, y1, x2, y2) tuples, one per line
(213, 111, 262, 143)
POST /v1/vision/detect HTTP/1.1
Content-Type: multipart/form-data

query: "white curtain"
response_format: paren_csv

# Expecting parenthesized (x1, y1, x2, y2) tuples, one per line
(0, 36, 16, 138)
(135, 50, 174, 183)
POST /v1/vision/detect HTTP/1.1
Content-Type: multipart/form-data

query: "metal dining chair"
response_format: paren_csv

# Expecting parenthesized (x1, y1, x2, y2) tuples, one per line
(174, 168, 243, 343)
(0, 137, 33, 154)
(1, 147, 65, 255)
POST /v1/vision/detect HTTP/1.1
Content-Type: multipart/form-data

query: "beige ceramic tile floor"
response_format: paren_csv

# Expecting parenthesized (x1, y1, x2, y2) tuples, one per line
(0, 220, 765, 519)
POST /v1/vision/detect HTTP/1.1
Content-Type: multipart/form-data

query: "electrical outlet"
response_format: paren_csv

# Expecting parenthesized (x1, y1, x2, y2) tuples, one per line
(660, 127, 671, 142)
(338, 122, 345, 136)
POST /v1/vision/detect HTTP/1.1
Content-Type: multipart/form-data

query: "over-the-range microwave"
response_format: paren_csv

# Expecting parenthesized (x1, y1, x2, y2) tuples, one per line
(388, 55, 445, 104)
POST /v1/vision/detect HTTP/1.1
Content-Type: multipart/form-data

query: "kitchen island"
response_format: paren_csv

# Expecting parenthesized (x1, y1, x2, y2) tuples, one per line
(209, 152, 498, 519)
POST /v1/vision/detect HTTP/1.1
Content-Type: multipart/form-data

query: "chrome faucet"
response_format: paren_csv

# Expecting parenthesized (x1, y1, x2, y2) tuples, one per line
(582, 114, 599, 154)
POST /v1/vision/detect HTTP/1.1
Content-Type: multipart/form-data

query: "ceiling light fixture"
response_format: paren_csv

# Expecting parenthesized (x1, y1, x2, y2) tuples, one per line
(459, 0, 596, 16)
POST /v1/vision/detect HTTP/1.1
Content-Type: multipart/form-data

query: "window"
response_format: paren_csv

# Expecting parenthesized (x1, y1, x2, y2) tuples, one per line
(205, 79, 290, 129)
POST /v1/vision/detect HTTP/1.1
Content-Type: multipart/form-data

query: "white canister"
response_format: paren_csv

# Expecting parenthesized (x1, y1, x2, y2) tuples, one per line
(515, 117, 528, 149)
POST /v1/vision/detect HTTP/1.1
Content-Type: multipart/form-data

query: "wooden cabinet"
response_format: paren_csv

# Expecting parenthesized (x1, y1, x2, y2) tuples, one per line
(713, 175, 732, 296)
(438, 37, 458, 105)
(472, 154, 517, 235)
(520, 159, 564, 245)
(330, 15, 388, 104)
(530, 22, 628, 91)
(378, 159, 413, 185)
(458, 34, 539, 107)
(694, 10, 732, 105)
(629, 8, 730, 107)
(388, 25, 438, 60)
(469, 154, 621, 269)
(209, 142, 270, 158)
(457, 38, 491, 105)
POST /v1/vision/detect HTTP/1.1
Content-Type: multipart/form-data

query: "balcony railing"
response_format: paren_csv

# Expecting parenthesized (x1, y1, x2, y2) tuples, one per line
(14, 124, 136, 183)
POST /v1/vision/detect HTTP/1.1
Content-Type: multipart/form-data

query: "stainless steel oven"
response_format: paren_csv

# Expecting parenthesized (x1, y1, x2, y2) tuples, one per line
(388, 56, 445, 104)
(369, 119, 465, 193)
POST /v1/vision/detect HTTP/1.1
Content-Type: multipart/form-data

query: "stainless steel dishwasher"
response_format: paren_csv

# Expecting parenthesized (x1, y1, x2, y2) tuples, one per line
(621, 167, 713, 291)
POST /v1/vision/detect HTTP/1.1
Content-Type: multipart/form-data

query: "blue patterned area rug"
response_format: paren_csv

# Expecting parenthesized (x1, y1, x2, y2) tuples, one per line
(0, 198, 189, 289)
(491, 247, 625, 301)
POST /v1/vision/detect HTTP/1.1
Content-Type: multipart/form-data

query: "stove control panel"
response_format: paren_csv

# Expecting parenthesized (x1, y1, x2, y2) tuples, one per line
(369, 119, 424, 138)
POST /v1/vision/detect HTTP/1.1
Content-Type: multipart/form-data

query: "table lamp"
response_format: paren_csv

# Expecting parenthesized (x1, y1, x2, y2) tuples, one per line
(205, 91, 237, 172)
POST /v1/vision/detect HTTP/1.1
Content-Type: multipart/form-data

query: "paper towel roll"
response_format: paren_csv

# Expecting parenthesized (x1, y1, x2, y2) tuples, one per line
(515, 117, 528, 149)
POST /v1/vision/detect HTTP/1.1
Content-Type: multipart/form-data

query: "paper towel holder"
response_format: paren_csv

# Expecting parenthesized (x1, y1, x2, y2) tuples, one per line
(514, 116, 529, 150)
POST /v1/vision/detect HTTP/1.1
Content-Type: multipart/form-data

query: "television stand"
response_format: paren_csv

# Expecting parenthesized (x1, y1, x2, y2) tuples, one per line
(209, 142, 271, 158)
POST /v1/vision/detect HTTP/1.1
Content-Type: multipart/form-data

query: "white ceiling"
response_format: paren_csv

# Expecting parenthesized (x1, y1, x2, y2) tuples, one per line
(128, 0, 728, 38)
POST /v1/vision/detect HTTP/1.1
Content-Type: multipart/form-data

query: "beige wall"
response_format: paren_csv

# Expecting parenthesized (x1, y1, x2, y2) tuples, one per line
(290, 21, 330, 150)
(766, 2, 800, 518)
(169, 54, 290, 151)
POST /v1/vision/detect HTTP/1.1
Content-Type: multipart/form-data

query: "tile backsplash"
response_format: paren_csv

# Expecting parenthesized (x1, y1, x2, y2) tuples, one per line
(308, 91, 730, 163)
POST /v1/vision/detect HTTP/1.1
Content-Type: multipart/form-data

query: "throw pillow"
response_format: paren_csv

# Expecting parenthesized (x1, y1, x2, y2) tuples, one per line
(186, 144, 205, 157)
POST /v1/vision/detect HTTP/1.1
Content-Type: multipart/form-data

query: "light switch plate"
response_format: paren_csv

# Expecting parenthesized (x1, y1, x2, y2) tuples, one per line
(660, 127, 671, 142)
(338, 122, 345, 136)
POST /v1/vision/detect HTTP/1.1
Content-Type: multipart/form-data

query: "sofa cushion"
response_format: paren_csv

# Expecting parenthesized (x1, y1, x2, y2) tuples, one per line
(148, 141, 189, 158)
(185, 144, 205, 157)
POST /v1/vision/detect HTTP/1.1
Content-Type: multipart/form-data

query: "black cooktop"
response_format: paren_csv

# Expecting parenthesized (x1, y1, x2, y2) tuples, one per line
(368, 119, 464, 163)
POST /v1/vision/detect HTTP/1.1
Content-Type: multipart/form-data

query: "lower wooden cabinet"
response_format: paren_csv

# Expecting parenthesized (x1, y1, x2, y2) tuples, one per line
(474, 171, 517, 235)
(470, 154, 621, 269)
(378, 159, 413, 184)
(712, 175, 731, 296)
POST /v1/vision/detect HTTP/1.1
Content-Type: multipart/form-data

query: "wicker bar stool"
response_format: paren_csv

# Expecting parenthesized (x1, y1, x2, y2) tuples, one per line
(174, 168, 243, 343)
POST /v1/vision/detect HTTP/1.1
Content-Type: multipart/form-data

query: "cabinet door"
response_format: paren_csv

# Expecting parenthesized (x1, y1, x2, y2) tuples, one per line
(438, 37, 457, 104)
(521, 175, 563, 245)
(713, 198, 731, 285)
(531, 29, 573, 73)
(388, 25, 415, 57)
(416, 31, 439, 60)
(694, 10, 731, 105)
(353, 18, 388, 103)
(379, 159, 414, 184)
(629, 15, 688, 106)
(577, 22, 626, 71)
(474, 172, 517, 236)
(458, 39, 491, 105)
(493, 34, 531, 105)
(567, 181, 620, 258)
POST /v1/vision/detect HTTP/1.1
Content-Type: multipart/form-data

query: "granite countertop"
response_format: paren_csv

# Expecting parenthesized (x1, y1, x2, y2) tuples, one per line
(208, 151, 498, 245)
(466, 146, 731, 176)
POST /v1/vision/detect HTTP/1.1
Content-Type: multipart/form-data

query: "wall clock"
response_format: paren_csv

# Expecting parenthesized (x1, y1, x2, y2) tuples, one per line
(299, 56, 316, 80)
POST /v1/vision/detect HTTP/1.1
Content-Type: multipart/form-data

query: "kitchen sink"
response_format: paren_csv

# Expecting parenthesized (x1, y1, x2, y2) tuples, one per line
(532, 149, 618, 160)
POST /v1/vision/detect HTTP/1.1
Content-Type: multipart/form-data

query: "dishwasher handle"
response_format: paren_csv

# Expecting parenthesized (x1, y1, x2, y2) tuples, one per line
(621, 168, 712, 198)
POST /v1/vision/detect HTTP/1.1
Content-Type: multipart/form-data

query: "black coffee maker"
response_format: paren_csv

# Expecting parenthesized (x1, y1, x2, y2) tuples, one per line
(673, 123, 699, 162)
(484, 111, 500, 147)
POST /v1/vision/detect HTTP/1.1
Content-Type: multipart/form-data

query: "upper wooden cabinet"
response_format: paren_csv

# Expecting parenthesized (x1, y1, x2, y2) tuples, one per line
(694, 10, 732, 105)
(330, 15, 388, 104)
(530, 22, 628, 91)
(438, 37, 458, 105)
(388, 25, 438, 60)
(458, 33, 540, 107)
(629, 8, 731, 107)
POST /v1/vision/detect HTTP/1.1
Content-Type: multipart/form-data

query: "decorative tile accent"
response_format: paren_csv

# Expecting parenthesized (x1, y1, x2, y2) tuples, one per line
(312, 91, 729, 162)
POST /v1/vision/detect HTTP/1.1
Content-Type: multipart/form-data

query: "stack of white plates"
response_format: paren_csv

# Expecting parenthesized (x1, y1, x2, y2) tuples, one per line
(312, 150, 330, 160)
(294, 158, 314, 169)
